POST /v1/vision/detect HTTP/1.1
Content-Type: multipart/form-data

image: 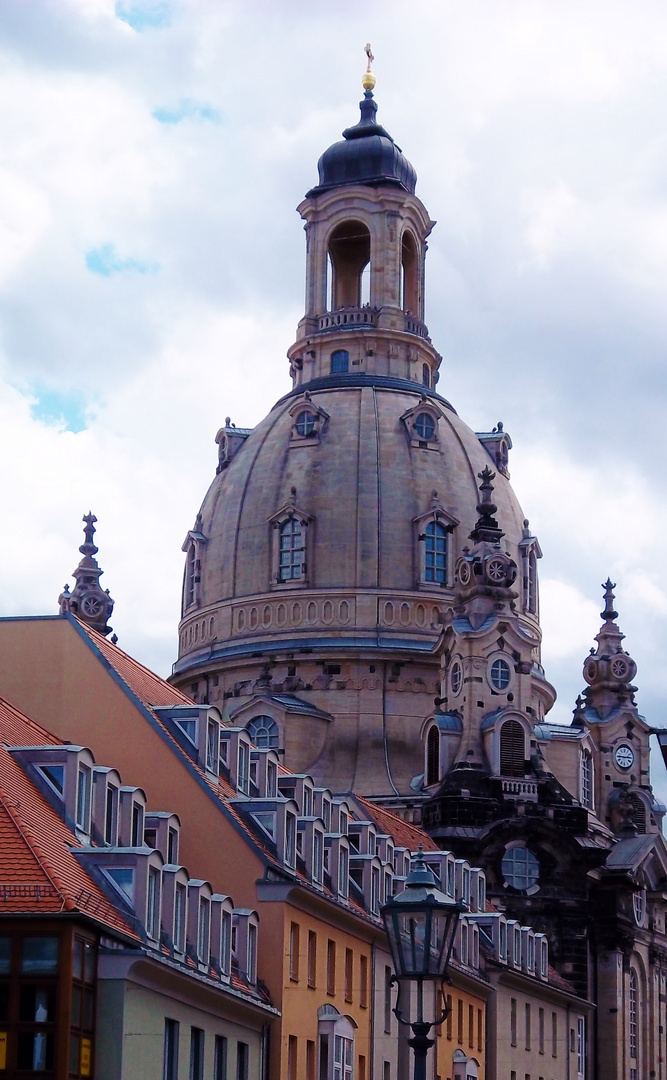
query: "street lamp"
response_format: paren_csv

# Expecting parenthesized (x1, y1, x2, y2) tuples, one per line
(380, 847, 465, 1080)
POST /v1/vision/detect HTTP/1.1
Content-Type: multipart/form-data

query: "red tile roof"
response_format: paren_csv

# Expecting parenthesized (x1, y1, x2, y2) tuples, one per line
(0, 699, 138, 938)
(77, 622, 194, 708)
(353, 795, 440, 852)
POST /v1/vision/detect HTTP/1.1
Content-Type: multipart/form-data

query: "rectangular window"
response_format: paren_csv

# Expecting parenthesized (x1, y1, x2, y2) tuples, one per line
(344, 949, 353, 1002)
(371, 867, 380, 915)
(306, 1040, 315, 1080)
(457, 999, 463, 1044)
(163, 1019, 179, 1080)
(552, 1012, 558, 1057)
(236, 1042, 249, 1080)
(510, 998, 517, 1046)
(238, 743, 249, 795)
(446, 995, 453, 1040)
(307, 931, 317, 988)
(327, 940, 336, 995)
(174, 883, 186, 953)
(105, 784, 118, 845)
(525, 1003, 531, 1050)
(313, 831, 323, 884)
(207, 721, 219, 772)
(189, 1027, 204, 1080)
(383, 1064, 390, 1080)
(384, 966, 392, 1033)
(221, 911, 232, 976)
(147, 866, 161, 940)
(468, 1003, 474, 1048)
(338, 846, 349, 898)
(477, 1007, 483, 1051)
(76, 765, 91, 830)
(247, 922, 257, 984)
(360, 955, 368, 1008)
(131, 802, 143, 847)
(288, 1035, 297, 1080)
(290, 923, 300, 981)
(285, 812, 297, 868)
(539, 1007, 545, 1054)
(197, 897, 210, 963)
(267, 760, 277, 797)
(214, 1035, 228, 1080)
(168, 826, 179, 864)
(358, 1055, 366, 1080)
(577, 1016, 586, 1079)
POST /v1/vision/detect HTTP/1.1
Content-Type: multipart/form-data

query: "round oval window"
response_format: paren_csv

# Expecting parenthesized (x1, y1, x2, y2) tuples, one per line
(295, 411, 316, 437)
(490, 657, 511, 690)
(414, 413, 435, 440)
(501, 846, 540, 892)
(451, 661, 462, 696)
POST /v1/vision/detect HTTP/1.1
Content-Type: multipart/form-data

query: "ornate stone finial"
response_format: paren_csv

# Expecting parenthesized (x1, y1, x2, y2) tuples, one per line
(601, 578, 618, 622)
(80, 512, 98, 557)
(362, 43, 376, 92)
(58, 515, 114, 637)
(290, 486, 297, 501)
(468, 466, 505, 545)
(224, 416, 231, 427)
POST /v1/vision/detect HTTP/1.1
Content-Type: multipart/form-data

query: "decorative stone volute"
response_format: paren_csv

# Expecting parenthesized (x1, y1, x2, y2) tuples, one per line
(582, 580, 638, 717)
(58, 514, 114, 637)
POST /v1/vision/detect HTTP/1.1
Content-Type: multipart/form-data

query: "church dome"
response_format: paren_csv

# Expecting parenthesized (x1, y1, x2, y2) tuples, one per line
(310, 91, 417, 196)
(172, 77, 543, 800)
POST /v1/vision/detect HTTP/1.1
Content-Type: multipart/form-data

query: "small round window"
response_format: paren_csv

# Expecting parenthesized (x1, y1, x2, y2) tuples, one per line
(414, 413, 435, 440)
(490, 657, 511, 690)
(501, 846, 540, 892)
(295, 411, 316, 437)
(451, 661, 462, 696)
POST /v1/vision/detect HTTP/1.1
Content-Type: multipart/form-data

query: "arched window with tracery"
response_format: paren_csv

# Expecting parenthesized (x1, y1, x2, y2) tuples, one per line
(246, 715, 280, 749)
(183, 543, 200, 611)
(426, 726, 440, 786)
(424, 521, 447, 584)
(279, 519, 305, 582)
(500, 719, 525, 777)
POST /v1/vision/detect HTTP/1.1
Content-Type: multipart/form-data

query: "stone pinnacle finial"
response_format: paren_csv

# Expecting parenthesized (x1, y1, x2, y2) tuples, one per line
(601, 578, 618, 623)
(362, 44, 376, 92)
(476, 466, 498, 521)
(58, 514, 114, 637)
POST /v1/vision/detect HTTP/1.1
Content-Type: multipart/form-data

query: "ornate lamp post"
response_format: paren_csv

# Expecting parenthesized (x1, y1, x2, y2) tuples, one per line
(380, 848, 465, 1080)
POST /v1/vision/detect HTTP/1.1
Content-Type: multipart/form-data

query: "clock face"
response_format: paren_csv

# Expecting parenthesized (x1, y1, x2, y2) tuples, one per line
(615, 744, 635, 770)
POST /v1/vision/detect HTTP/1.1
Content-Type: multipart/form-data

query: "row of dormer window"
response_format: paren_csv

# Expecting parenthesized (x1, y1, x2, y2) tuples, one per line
(9, 743, 259, 989)
(469, 912, 549, 979)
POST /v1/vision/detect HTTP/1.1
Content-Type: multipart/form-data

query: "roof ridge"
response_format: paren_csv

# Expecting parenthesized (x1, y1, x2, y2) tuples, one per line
(0, 694, 61, 746)
(0, 783, 72, 910)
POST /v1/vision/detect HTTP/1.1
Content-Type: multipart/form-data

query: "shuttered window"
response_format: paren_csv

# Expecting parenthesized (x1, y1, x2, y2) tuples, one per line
(426, 726, 440, 785)
(500, 719, 525, 777)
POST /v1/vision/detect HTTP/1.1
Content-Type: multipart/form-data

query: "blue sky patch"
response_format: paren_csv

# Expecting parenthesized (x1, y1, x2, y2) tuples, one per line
(30, 388, 88, 434)
(115, 1, 173, 31)
(85, 244, 158, 277)
(153, 99, 221, 125)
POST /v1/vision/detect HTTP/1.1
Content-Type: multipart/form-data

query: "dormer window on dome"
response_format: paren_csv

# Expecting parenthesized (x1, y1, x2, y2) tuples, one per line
(401, 399, 444, 451)
(288, 393, 329, 447)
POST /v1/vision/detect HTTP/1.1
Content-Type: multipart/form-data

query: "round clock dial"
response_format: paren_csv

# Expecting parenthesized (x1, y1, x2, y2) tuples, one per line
(614, 744, 635, 770)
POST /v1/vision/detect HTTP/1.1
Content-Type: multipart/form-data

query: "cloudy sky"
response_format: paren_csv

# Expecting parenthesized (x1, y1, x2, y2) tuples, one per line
(1, 0, 666, 787)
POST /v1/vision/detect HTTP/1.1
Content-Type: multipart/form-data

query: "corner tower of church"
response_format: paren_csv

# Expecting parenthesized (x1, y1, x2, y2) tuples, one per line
(171, 61, 542, 809)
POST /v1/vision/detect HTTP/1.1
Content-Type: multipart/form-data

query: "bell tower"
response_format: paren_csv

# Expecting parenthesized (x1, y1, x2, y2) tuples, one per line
(288, 49, 441, 390)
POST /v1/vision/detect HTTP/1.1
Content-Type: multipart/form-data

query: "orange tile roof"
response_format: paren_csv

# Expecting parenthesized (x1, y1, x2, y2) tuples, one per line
(0, 698, 138, 939)
(76, 621, 194, 708)
(353, 795, 440, 852)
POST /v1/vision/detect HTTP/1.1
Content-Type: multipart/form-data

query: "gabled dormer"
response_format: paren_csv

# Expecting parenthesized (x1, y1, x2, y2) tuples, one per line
(91, 765, 122, 846)
(9, 744, 97, 842)
(153, 704, 222, 779)
(144, 812, 181, 864)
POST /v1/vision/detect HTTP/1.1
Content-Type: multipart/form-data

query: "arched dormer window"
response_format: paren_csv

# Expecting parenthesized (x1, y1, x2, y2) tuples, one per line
(580, 750, 593, 809)
(184, 544, 196, 609)
(414, 499, 458, 590)
(500, 719, 525, 777)
(246, 715, 280, 750)
(331, 349, 349, 374)
(424, 521, 447, 584)
(317, 1006, 356, 1080)
(279, 519, 304, 581)
(426, 725, 440, 786)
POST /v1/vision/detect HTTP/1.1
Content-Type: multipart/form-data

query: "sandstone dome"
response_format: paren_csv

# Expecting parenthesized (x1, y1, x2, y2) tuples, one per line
(172, 88, 543, 803)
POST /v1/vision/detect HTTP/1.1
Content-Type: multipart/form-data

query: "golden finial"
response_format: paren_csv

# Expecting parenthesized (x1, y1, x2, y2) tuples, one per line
(362, 43, 376, 91)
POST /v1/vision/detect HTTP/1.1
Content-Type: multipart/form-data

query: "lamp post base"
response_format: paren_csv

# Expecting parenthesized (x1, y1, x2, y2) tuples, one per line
(407, 1022, 436, 1080)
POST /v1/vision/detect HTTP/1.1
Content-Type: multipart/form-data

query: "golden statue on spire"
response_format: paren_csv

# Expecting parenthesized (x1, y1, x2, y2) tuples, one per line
(362, 43, 376, 91)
